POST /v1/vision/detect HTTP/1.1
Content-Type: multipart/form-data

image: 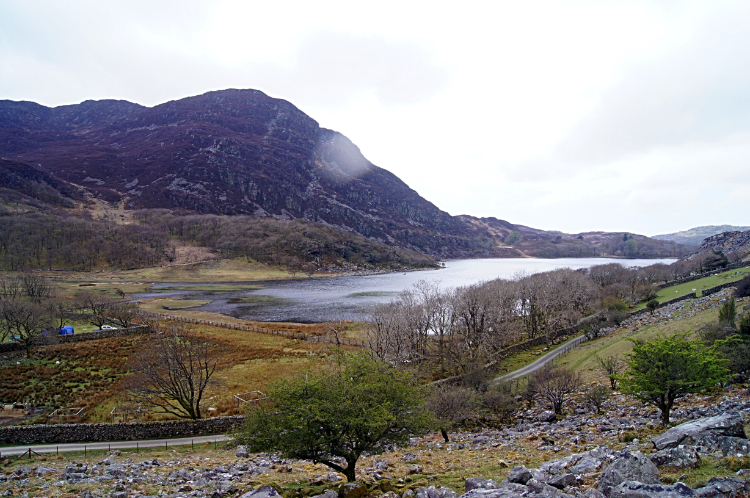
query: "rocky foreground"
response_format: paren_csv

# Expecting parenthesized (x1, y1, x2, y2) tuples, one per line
(4, 387, 750, 498)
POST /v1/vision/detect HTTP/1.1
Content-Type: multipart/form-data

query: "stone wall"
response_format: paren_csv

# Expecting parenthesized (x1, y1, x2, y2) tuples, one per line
(0, 416, 244, 445)
(657, 260, 750, 289)
(0, 325, 152, 354)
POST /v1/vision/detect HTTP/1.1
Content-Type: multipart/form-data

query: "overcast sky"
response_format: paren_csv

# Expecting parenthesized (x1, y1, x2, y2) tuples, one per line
(2, 1, 748, 236)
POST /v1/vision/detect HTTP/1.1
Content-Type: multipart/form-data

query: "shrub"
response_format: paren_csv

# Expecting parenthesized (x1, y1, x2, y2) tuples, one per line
(736, 276, 750, 299)
(583, 385, 610, 413)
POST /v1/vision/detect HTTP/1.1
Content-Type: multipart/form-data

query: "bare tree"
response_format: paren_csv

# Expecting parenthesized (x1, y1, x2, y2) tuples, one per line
(0, 299, 53, 356)
(126, 329, 221, 419)
(105, 302, 140, 328)
(0, 276, 22, 299)
(527, 363, 581, 414)
(425, 383, 475, 442)
(595, 354, 623, 390)
(21, 273, 55, 304)
(78, 293, 116, 329)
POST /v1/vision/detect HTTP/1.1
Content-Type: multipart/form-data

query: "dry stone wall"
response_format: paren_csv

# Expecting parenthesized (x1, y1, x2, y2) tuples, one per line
(0, 416, 244, 445)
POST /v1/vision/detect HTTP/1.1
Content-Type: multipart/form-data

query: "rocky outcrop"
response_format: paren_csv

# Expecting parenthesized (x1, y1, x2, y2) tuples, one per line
(651, 412, 746, 451)
(687, 230, 750, 260)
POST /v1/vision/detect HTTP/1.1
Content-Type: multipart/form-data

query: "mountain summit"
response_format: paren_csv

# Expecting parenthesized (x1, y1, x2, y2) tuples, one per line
(0, 89, 689, 259)
(0, 89, 500, 257)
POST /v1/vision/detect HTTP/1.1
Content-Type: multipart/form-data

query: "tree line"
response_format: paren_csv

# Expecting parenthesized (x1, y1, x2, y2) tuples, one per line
(0, 207, 436, 272)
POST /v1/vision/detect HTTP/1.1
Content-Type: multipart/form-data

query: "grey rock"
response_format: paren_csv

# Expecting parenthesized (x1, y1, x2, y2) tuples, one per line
(34, 466, 57, 476)
(526, 478, 574, 497)
(649, 447, 701, 468)
(548, 473, 577, 489)
(539, 411, 557, 422)
(410, 464, 423, 475)
(239, 485, 283, 498)
(65, 463, 88, 474)
(401, 452, 419, 462)
(80, 491, 94, 498)
(569, 456, 606, 474)
(465, 478, 500, 492)
(609, 481, 694, 498)
(415, 486, 459, 498)
(104, 463, 127, 476)
(581, 489, 607, 498)
(652, 412, 746, 451)
(599, 452, 660, 497)
(508, 465, 533, 485)
(310, 491, 339, 498)
(693, 477, 750, 497)
(235, 446, 249, 458)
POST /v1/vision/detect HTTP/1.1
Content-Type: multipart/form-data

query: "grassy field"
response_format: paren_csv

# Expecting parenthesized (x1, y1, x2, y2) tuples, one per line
(42, 258, 299, 285)
(557, 294, 744, 385)
(634, 267, 750, 310)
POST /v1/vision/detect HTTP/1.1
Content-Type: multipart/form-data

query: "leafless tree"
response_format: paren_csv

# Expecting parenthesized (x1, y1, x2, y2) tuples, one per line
(0, 299, 53, 356)
(21, 273, 55, 304)
(0, 276, 22, 299)
(527, 363, 581, 414)
(425, 383, 475, 442)
(78, 293, 116, 329)
(595, 353, 623, 390)
(126, 329, 222, 419)
(105, 302, 140, 328)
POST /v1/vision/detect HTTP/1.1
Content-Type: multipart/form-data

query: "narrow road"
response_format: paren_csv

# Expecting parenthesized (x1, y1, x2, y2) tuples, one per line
(494, 334, 587, 383)
(0, 434, 230, 457)
(2, 336, 587, 457)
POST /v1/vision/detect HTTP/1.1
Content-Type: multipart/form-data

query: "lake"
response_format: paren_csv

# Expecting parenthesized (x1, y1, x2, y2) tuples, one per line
(137, 257, 675, 323)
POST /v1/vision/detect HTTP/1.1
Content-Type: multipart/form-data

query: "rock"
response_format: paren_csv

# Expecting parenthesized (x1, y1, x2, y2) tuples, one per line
(694, 477, 750, 497)
(80, 491, 94, 498)
(539, 411, 557, 422)
(65, 463, 88, 474)
(239, 485, 283, 498)
(649, 447, 701, 469)
(548, 473, 577, 489)
(415, 486, 458, 498)
(401, 453, 419, 462)
(581, 489, 607, 498)
(310, 491, 338, 498)
(652, 412, 746, 451)
(338, 482, 368, 498)
(599, 451, 660, 497)
(507, 465, 533, 485)
(465, 478, 500, 492)
(34, 467, 56, 476)
(609, 481, 694, 497)
(525, 478, 574, 497)
(409, 465, 423, 475)
(109, 493, 128, 498)
(235, 446, 249, 458)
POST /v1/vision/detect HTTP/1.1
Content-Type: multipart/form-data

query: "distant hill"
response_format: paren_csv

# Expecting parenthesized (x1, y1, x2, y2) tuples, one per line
(686, 229, 750, 262)
(0, 89, 693, 265)
(653, 225, 750, 246)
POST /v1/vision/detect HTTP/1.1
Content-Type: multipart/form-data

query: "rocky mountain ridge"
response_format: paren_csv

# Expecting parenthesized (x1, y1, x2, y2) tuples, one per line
(687, 230, 750, 261)
(654, 226, 750, 247)
(0, 89, 691, 259)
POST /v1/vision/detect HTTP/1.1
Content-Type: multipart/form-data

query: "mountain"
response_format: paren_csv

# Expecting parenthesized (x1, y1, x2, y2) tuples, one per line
(686, 229, 750, 261)
(0, 89, 691, 261)
(653, 225, 750, 246)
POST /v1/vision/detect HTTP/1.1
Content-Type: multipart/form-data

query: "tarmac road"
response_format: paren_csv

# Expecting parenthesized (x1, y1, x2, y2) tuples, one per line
(493, 334, 587, 383)
(0, 434, 230, 457)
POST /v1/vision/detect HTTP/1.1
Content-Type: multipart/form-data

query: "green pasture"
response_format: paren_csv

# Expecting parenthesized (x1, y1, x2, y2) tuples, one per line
(634, 267, 750, 310)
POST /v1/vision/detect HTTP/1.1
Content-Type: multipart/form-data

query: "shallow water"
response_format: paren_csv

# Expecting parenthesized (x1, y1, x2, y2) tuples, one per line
(136, 257, 676, 323)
